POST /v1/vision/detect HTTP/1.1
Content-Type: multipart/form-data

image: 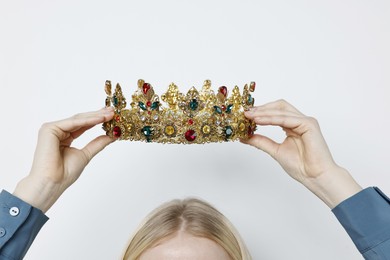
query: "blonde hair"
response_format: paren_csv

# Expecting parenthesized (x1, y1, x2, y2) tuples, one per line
(123, 198, 251, 260)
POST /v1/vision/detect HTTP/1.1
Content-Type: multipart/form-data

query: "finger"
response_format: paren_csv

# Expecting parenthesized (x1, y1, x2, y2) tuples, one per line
(60, 124, 97, 147)
(241, 133, 279, 157)
(71, 125, 95, 140)
(72, 107, 115, 120)
(69, 108, 116, 139)
(47, 108, 114, 140)
(252, 115, 314, 136)
(245, 108, 299, 119)
(80, 135, 115, 164)
(35, 108, 114, 157)
(253, 115, 300, 127)
(250, 99, 303, 115)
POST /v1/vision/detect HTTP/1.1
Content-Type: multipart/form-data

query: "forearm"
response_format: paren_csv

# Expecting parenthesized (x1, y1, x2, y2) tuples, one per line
(302, 166, 362, 209)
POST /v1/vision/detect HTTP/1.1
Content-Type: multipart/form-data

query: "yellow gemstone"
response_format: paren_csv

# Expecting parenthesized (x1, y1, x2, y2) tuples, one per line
(239, 122, 246, 132)
(165, 125, 175, 136)
(127, 124, 133, 132)
(202, 125, 211, 134)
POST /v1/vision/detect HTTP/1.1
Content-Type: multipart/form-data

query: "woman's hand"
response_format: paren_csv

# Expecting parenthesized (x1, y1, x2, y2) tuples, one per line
(13, 107, 115, 213)
(242, 100, 362, 208)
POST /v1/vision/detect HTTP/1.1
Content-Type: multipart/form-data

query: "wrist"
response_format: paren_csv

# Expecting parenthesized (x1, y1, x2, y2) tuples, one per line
(13, 175, 61, 213)
(302, 166, 362, 209)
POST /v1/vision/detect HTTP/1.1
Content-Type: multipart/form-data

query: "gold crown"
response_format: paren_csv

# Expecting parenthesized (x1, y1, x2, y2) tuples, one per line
(102, 79, 256, 144)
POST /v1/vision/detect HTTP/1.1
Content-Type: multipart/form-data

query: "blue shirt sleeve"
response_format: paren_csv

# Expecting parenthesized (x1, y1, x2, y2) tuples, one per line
(0, 190, 48, 260)
(332, 187, 390, 260)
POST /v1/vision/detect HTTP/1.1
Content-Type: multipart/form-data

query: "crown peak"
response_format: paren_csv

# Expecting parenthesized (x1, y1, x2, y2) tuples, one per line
(105, 80, 112, 96)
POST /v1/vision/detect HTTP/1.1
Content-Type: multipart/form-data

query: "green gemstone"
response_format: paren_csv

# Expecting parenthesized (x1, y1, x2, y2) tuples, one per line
(189, 99, 198, 111)
(226, 104, 233, 114)
(214, 106, 222, 114)
(248, 95, 254, 105)
(138, 102, 147, 110)
(142, 126, 153, 137)
(151, 101, 159, 110)
(113, 96, 118, 106)
(225, 126, 233, 138)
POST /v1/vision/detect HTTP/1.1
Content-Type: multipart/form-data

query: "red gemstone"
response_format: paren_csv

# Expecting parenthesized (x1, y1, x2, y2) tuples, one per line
(148, 111, 151, 115)
(113, 126, 121, 138)
(143, 83, 151, 94)
(115, 115, 121, 122)
(185, 129, 196, 142)
(219, 86, 227, 97)
(146, 101, 152, 107)
(221, 105, 226, 111)
(188, 119, 193, 125)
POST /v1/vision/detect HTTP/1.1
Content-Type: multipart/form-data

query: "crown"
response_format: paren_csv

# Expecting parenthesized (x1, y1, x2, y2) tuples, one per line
(102, 79, 256, 144)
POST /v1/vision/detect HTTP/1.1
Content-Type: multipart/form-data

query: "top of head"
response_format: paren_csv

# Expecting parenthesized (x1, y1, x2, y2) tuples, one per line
(103, 79, 256, 144)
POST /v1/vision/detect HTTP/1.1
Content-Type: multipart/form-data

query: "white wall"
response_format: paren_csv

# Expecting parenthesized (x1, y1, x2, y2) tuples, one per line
(0, 1, 389, 259)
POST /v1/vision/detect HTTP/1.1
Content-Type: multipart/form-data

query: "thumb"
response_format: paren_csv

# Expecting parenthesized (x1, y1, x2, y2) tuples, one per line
(81, 135, 115, 164)
(241, 134, 279, 157)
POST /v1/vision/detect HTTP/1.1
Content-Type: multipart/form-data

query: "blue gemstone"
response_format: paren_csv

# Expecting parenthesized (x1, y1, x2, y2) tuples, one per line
(138, 102, 147, 110)
(214, 106, 222, 114)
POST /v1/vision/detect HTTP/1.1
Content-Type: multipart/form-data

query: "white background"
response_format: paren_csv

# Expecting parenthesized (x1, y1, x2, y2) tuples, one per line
(0, 1, 389, 259)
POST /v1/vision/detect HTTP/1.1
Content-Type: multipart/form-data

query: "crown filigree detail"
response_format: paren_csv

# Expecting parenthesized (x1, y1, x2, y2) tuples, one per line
(102, 79, 256, 144)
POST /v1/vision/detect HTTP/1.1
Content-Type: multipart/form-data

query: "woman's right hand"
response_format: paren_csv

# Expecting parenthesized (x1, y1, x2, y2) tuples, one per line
(242, 100, 362, 208)
(13, 107, 115, 213)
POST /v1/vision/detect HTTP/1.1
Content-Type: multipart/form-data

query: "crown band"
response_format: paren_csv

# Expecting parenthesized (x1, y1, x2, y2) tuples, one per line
(102, 79, 256, 144)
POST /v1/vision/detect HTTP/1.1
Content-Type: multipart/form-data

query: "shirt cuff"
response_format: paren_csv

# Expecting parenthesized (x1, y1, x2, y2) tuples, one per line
(0, 190, 49, 259)
(332, 187, 390, 254)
